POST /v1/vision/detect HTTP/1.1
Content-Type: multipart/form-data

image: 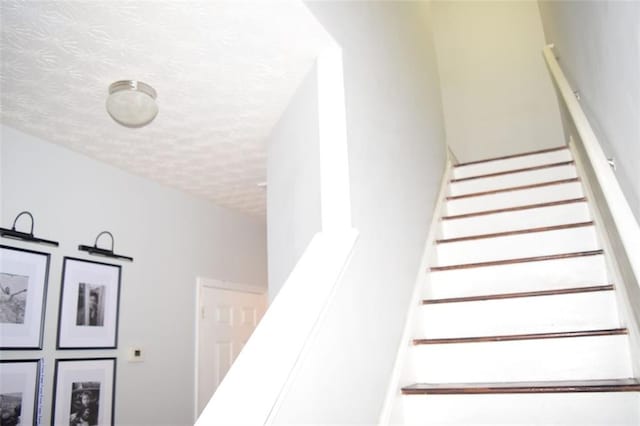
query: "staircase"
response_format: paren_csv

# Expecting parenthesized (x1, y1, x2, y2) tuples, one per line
(400, 146, 640, 425)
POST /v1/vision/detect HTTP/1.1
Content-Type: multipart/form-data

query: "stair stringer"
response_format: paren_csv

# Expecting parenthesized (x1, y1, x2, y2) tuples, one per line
(569, 137, 640, 377)
(378, 157, 453, 425)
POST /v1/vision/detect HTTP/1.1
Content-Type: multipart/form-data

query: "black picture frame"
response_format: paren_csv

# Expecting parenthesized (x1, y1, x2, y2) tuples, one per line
(52, 357, 117, 426)
(0, 245, 50, 350)
(0, 359, 43, 426)
(57, 257, 121, 349)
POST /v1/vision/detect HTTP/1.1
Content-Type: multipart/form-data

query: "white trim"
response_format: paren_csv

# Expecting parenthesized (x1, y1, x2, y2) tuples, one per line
(317, 47, 352, 232)
(543, 44, 640, 291)
(196, 276, 266, 294)
(193, 277, 267, 422)
(378, 156, 452, 424)
(447, 145, 460, 166)
(193, 280, 203, 423)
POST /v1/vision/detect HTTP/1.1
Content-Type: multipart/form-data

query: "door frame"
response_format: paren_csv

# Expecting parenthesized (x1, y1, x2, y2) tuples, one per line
(194, 277, 266, 422)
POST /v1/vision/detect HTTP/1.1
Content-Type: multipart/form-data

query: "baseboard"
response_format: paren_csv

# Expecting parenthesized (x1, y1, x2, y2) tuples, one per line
(378, 155, 452, 424)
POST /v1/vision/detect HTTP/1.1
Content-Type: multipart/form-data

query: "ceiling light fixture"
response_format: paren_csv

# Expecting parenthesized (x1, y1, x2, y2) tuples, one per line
(106, 80, 158, 128)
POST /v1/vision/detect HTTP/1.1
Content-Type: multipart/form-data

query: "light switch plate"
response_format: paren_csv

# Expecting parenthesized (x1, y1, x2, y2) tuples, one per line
(128, 347, 144, 363)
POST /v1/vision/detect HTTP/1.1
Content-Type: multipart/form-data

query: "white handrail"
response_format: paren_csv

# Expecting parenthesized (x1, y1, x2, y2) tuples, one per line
(542, 44, 640, 288)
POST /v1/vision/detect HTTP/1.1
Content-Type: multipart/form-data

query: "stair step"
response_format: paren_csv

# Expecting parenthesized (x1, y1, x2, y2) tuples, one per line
(455, 146, 568, 168)
(435, 225, 598, 265)
(416, 287, 619, 339)
(448, 177, 579, 200)
(401, 392, 640, 425)
(402, 378, 640, 394)
(445, 181, 583, 216)
(453, 146, 572, 180)
(423, 284, 614, 304)
(413, 328, 626, 345)
(430, 249, 604, 273)
(449, 167, 578, 197)
(409, 333, 632, 382)
(443, 197, 587, 220)
(436, 221, 593, 244)
(427, 254, 608, 299)
(441, 199, 591, 239)
(451, 161, 574, 183)
(430, 249, 603, 272)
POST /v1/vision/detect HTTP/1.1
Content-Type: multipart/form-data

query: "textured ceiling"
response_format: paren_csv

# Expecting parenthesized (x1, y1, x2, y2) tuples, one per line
(0, 1, 332, 216)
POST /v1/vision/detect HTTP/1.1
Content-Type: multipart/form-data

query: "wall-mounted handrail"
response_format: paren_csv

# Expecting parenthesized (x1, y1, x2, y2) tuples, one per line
(542, 44, 640, 288)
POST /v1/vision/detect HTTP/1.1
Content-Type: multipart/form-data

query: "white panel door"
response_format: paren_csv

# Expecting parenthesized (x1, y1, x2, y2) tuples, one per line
(196, 284, 266, 417)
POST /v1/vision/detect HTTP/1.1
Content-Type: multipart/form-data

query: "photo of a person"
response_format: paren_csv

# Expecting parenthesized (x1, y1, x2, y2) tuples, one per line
(0, 273, 28, 324)
(69, 383, 99, 426)
(75, 283, 104, 327)
(0, 392, 22, 426)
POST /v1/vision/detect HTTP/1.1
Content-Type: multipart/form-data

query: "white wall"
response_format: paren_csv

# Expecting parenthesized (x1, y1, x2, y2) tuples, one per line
(271, 2, 446, 423)
(266, 66, 322, 301)
(0, 125, 267, 426)
(537, 1, 640, 223)
(432, 0, 565, 162)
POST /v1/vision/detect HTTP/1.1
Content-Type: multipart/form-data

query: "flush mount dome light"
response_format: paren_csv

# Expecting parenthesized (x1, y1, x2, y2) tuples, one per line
(106, 80, 158, 128)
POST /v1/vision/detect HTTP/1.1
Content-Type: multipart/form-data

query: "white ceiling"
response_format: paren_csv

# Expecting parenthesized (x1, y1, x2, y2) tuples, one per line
(0, 1, 333, 216)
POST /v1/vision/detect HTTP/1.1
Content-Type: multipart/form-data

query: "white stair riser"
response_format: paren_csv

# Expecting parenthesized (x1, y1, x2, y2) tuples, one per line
(402, 393, 640, 425)
(436, 226, 598, 266)
(446, 182, 583, 216)
(410, 335, 633, 382)
(441, 202, 591, 239)
(416, 291, 620, 339)
(453, 149, 572, 179)
(449, 164, 577, 196)
(426, 255, 608, 299)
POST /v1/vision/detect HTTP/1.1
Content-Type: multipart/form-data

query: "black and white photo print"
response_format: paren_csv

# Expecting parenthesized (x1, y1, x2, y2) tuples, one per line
(0, 360, 42, 426)
(53, 358, 115, 426)
(0, 272, 28, 325)
(57, 258, 121, 349)
(0, 392, 23, 426)
(76, 283, 105, 327)
(69, 382, 100, 426)
(0, 246, 50, 349)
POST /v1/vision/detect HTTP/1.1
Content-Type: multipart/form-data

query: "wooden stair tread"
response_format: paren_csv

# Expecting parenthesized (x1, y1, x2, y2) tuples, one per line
(430, 249, 603, 272)
(402, 379, 640, 394)
(422, 284, 614, 305)
(413, 328, 626, 345)
(436, 221, 594, 244)
(454, 146, 568, 168)
(442, 197, 587, 220)
(447, 178, 580, 200)
(451, 161, 574, 183)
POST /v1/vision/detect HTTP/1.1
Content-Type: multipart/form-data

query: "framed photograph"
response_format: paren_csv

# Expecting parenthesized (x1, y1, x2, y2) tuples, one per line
(0, 359, 43, 426)
(52, 358, 116, 426)
(57, 257, 121, 349)
(0, 245, 50, 349)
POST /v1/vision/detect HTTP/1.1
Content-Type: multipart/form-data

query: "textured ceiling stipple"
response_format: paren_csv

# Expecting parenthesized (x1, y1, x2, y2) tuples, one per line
(0, 1, 333, 216)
